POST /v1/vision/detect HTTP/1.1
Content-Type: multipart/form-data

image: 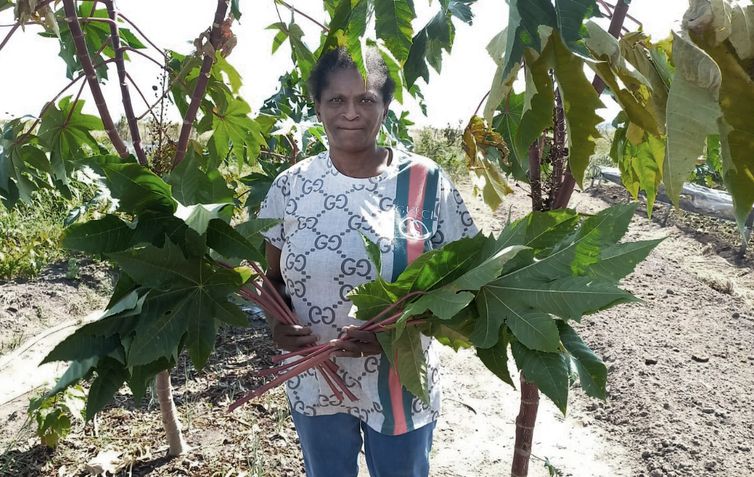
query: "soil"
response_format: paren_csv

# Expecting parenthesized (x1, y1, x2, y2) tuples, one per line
(0, 179, 752, 477)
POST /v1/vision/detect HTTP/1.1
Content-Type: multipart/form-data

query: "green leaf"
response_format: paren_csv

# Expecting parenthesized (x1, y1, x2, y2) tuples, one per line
(488, 275, 637, 321)
(128, 357, 172, 403)
(48, 357, 99, 396)
(558, 322, 606, 399)
(555, 0, 598, 49)
(375, 0, 416, 64)
(62, 215, 135, 253)
(85, 358, 128, 420)
(548, 30, 604, 187)
(511, 342, 570, 414)
(664, 32, 722, 206)
(87, 157, 176, 214)
(693, 26, 754, 234)
(42, 330, 121, 365)
(404, 27, 430, 87)
(402, 289, 475, 321)
(506, 311, 560, 352)
(360, 233, 382, 275)
(109, 239, 197, 288)
(491, 92, 528, 180)
(389, 326, 429, 404)
(38, 97, 103, 183)
(619, 133, 665, 216)
(583, 21, 662, 137)
(516, 44, 555, 159)
(207, 218, 265, 264)
(167, 151, 234, 205)
(470, 286, 507, 348)
(209, 97, 264, 169)
(127, 289, 193, 366)
(476, 327, 514, 387)
(585, 238, 662, 281)
(516, 0, 557, 52)
(230, 0, 241, 19)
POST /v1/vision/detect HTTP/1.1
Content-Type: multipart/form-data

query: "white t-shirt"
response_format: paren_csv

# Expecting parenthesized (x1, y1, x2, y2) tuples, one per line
(259, 149, 477, 435)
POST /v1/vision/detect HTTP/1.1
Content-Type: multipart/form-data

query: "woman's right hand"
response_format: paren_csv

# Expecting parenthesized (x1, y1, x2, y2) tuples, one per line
(270, 322, 319, 351)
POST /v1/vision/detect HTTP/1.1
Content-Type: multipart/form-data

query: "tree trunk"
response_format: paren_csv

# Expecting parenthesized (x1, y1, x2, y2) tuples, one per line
(155, 370, 189, 456)
(511, 373, 540, 477)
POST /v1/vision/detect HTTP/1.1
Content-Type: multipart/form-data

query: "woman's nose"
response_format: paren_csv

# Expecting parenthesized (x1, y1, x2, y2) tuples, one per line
(342, 101, 359, 120)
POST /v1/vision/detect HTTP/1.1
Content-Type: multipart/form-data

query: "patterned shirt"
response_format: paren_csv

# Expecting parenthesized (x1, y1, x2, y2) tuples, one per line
(259, 149, 477, 435)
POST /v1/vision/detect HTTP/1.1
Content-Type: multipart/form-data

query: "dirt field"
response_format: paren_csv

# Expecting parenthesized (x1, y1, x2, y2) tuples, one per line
(0, 179, 752, 477)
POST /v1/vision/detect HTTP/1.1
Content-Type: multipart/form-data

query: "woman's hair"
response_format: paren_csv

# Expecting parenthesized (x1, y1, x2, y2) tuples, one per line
(308, 47, 395, 104)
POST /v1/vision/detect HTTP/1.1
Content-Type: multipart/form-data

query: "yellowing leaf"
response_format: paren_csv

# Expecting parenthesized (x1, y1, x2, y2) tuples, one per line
(664, 32, 722, 206)
(463, 116, 512, 210)
(548, 31, 604, 187)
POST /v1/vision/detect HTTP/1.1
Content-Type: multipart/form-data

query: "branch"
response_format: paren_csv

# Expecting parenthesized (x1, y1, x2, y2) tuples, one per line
(63, 79, 88, 128)
(119, 45, 167, 70)
(117, 12, 168, 59)
(62, 0, 129, 158)
(275, 0, 329, 32)
(126, 72, 160, 123)
(473, 90, 491, 118)
(0, 22, 19, 53)
(172, 0, 229, 168)
(104, 0, 147, 165)
(18, 57, 116, 143)
(0, 0, 56, 54)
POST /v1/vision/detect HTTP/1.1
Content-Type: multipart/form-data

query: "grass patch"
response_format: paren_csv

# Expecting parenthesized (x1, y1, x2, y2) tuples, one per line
(0, 189, 70, 280)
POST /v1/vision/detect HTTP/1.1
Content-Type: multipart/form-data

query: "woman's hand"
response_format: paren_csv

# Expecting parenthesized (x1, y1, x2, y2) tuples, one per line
(332, 326, 383, 358)
(271, 322, 319, 351)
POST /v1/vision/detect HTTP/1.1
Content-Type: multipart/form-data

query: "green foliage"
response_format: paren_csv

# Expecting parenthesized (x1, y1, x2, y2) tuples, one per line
(411, 125, 465, 177)
(0, 188, 70, 279)
(352, 203, 660, 413)
(28, 385, 86, 448)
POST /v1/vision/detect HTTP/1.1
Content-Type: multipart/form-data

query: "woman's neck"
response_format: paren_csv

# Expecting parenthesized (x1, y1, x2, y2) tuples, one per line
(329, 146, 392, 178)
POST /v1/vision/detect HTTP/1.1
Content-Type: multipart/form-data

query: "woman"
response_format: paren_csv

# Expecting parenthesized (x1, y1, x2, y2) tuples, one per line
(259, 47, 477, 477)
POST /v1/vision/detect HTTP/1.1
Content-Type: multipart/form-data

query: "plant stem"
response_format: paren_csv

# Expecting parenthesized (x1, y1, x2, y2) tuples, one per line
(18, 57, 116, 144)
(104, 0, 147, 165)
(275, 0, 329, 32)
(528, 139, 543, 212)
(62, 0, 129, 158)
(511, 373, 540, 477)
(172, 0, 229, 169)
(0, 22, 19, 53)
(155, 370, 189, 456)
(120, 45, 168, 70)
(117, 12, 168, 59)
(126, 72, 160, 123)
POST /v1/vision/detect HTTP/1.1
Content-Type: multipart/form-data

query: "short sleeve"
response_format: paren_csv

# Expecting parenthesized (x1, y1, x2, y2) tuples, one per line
(257, 173, 289, 249)
(431, 172, 478, 248)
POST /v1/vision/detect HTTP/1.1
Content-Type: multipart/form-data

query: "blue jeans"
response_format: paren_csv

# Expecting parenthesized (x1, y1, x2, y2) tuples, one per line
(290, 411, 436, 477)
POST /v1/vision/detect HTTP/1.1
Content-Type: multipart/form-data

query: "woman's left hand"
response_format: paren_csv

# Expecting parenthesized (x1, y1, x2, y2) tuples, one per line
(332, 326, 383, 358)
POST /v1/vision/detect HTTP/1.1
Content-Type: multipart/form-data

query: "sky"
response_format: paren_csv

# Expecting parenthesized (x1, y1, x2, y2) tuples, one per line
(0, 0, 689, 128)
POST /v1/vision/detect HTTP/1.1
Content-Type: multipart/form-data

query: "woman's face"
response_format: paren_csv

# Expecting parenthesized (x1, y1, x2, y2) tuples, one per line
(315, 68, 389, 154)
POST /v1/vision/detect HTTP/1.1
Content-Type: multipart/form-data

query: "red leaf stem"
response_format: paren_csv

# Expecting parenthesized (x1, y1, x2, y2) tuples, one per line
(116, 12, 168, 59)
(62, 0, 129, 159)
(172, 0, 229, 169)
(229, 344, 334, 412)
(119, 46, 168, 70)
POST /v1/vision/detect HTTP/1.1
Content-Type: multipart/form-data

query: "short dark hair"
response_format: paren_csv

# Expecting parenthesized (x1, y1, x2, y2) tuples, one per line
(308, 47, 395, 104)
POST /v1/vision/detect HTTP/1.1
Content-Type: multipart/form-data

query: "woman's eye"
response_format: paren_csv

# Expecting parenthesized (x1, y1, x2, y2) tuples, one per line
(361, 97, 375, 103)
(329, 97, 343, 103)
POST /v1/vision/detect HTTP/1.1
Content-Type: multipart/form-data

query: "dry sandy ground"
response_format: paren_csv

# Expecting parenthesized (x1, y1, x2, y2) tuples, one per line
(1, 180, 752, 477)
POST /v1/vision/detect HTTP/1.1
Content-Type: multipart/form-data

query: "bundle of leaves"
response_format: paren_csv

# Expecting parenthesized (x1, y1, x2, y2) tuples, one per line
(40, 154, 276, 419)
(350, 203, 661, 412)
